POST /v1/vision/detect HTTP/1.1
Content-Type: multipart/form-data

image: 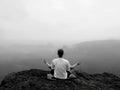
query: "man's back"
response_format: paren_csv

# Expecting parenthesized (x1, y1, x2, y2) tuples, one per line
(51, 58, 70, 79)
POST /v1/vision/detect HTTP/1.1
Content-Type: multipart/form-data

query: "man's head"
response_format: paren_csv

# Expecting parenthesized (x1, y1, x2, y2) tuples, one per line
(57, 49, 64, 58)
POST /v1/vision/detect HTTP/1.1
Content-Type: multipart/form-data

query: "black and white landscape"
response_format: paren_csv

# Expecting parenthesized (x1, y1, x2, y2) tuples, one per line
(0, 0, 120, 89)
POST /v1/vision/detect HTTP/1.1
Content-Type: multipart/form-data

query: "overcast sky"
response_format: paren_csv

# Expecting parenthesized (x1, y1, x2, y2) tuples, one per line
(0, 0, 120, 45)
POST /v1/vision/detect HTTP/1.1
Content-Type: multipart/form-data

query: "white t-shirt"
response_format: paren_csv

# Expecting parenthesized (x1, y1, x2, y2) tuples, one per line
(51, 58, 71, 79)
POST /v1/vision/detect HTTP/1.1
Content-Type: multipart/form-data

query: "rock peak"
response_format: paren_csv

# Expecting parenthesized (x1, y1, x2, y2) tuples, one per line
(0, 69, 120, 90)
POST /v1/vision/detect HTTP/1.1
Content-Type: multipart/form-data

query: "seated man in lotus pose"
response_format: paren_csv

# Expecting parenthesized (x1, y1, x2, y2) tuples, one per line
(44, 49, 80, 79)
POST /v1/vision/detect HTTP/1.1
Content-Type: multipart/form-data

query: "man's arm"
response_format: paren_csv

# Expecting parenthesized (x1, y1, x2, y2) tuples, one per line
(43, 59, 51, 69)
(66, 60, 80, 71)
(70, 61, 80, 70)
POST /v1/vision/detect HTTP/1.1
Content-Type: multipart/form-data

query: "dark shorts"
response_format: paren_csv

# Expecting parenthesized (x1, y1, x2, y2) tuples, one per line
(50, 69, 71, 78)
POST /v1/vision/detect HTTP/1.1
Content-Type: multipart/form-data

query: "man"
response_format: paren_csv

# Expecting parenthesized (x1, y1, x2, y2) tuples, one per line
(44, 49, 80, 79)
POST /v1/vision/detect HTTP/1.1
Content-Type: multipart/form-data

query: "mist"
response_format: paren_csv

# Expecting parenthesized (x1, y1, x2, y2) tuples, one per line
(0, 0, 120, 45)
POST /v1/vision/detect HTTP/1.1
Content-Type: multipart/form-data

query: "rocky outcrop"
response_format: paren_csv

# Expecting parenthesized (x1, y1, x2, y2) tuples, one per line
(0, 69, 120, 90)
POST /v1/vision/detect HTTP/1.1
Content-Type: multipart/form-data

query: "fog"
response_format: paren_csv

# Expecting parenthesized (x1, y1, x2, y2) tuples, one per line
(0, 0, 120, 45)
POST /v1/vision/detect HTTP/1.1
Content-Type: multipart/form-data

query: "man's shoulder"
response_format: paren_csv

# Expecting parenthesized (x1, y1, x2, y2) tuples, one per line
(63, 58, 69, 63)
(52, 58, 58, 62)
(52, 58, 69, 62)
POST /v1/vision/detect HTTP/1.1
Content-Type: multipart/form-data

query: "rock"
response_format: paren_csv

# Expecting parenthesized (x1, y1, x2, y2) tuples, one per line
(0, 69, 120, 90)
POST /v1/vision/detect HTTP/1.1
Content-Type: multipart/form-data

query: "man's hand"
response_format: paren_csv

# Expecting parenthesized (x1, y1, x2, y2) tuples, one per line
(43, 59, 51, 69)
(43, 59, 47, 64)
(77, 61, 81, 66)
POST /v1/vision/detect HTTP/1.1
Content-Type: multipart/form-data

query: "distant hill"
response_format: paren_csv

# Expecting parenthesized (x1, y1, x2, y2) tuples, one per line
(0, 39, 120, 84)
(0, 69, 120, 90)
(63, 40, 120, 75)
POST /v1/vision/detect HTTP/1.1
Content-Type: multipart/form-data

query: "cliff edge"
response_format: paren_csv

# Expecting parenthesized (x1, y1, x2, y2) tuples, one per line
(0, 69, 120, 90)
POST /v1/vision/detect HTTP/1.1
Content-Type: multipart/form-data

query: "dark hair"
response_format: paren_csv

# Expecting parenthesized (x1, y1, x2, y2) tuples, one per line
(58, 49, 64, 57)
